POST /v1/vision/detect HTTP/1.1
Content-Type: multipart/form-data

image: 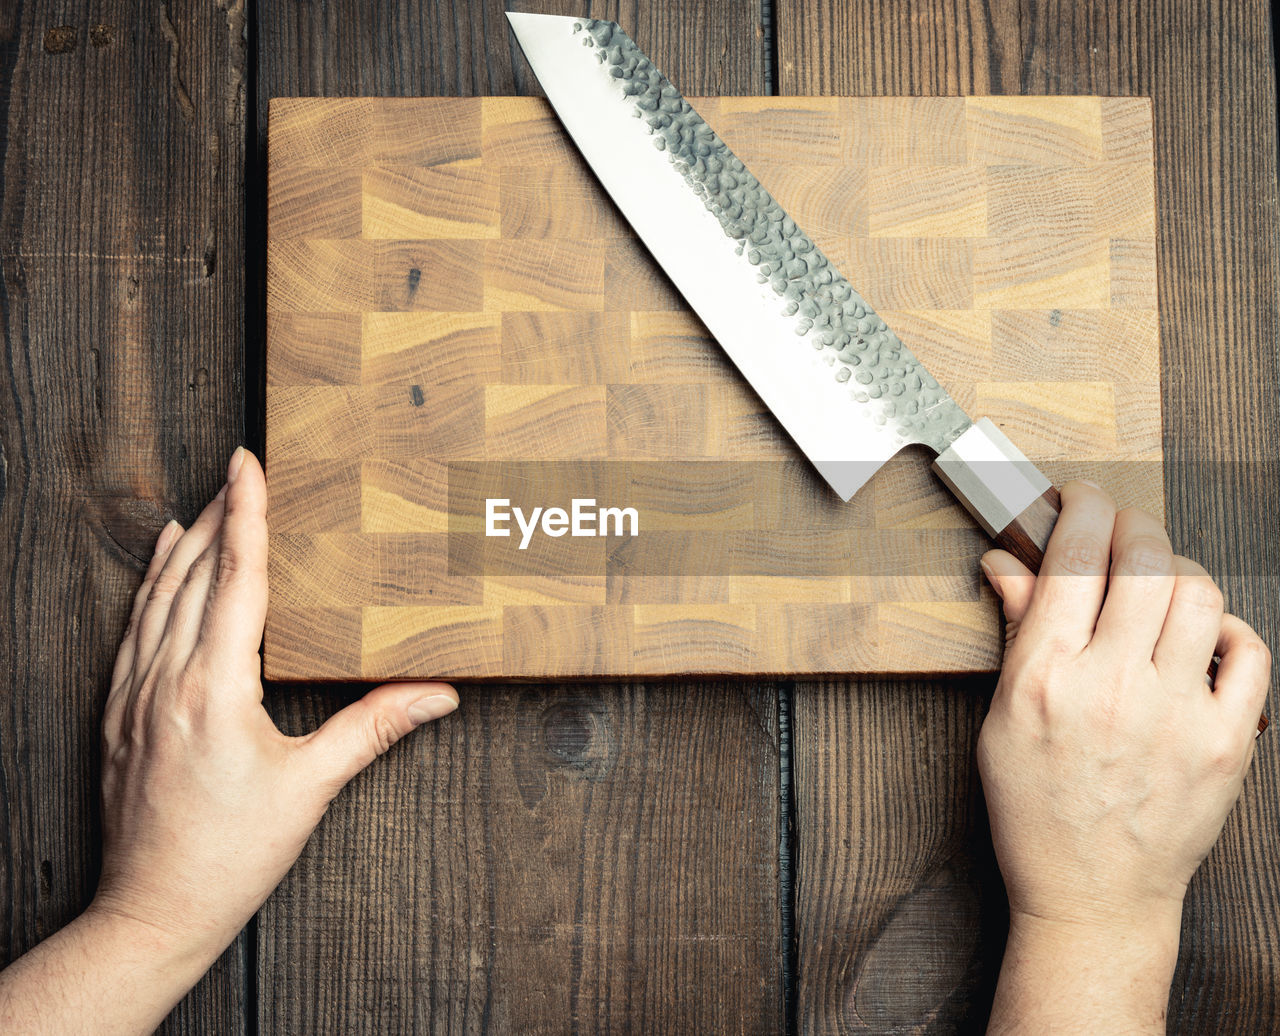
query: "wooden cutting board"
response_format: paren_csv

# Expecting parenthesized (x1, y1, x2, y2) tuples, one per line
(264, 95, 1162, 681)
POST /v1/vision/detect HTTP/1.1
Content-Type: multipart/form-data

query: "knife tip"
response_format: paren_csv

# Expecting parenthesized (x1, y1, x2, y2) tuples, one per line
(505, 11, 581, 28)
(506, 11, 596, 52)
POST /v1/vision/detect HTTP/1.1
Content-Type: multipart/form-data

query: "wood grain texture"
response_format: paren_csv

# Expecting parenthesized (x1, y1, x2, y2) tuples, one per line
(262, 682, 783, 1033)
(0, 0, 248, 1031)
(265, 94, 1162, 680)
(257, 2, 783, 1033)
(791, 677, 1007, 1032)
(779, 1, 1280, 1032)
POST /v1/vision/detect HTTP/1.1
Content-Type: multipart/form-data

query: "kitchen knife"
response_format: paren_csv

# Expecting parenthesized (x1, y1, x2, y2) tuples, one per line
(507, 13, 1266, 732)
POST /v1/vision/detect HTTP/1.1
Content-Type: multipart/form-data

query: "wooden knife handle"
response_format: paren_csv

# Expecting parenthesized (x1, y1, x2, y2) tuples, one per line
(984, 476, 1267, 735)
(992, 484, 1061, 571)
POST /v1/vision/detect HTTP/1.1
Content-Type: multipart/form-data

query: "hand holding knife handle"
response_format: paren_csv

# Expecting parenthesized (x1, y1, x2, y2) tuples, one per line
(933, 419, 1268, 734)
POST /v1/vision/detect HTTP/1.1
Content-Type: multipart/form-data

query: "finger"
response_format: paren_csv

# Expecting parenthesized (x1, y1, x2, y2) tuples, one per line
(153, 531, 226, 671)
(104, 521, 184, 742)
(130, 486, 228, 685)
(1018, 480, 1117, 651)
(1092, 507, 1176, 656)
(981, 549, 1036, 644)
(298, 682, 459, 800)
(109, 520, 183, 693)
(1212, 613, 1272, 740)
(1152, 556, 1224, 686)
(152, 449, 263, 680)
(191, 448, 270, 674)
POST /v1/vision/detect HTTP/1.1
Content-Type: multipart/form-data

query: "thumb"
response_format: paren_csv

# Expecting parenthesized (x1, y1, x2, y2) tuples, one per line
(300, 681, 459, 797)
(981, 549, 1037, 644)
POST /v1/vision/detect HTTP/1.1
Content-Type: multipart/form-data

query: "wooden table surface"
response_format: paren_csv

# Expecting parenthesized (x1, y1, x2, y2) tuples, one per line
(1, 1, 1276, 1032)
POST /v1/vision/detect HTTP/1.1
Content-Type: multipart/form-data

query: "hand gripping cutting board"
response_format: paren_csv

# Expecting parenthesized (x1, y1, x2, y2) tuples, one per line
(264, 95, 1162, 681)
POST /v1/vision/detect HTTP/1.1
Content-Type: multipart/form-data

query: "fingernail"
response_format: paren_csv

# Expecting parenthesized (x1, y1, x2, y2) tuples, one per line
(980, 558, 1002, 597)
(215, 483, 228, 501)
(154, 520, 179, 556)
(227, 446, 246, 484)
(1079, 478, 1102, 489)
(407, 693, 458, 725)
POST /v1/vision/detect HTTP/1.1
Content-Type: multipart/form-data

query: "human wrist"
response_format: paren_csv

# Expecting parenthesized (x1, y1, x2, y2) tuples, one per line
(1008, 893, 1184, 949)
(0, 900, 236, 1036)
(990, 904, 1183, 1034)
(82, 891, 232, 985)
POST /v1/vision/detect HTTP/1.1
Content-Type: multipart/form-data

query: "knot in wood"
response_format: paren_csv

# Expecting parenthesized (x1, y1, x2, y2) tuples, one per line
(541, 701, 608, 770)
(43, 26, 77, 53)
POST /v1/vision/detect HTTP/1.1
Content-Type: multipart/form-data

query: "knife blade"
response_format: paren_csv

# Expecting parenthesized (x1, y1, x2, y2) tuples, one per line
(507, 12, 1055, 561)
(507, 12, 1266, 732)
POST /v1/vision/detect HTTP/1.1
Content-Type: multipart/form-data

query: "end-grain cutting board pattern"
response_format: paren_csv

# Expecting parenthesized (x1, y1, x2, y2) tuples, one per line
(265, 96, 1161, 680)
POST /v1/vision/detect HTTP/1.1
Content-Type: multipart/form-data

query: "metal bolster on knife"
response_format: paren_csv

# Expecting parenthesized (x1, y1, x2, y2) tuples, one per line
(930, 418, 1052, 538)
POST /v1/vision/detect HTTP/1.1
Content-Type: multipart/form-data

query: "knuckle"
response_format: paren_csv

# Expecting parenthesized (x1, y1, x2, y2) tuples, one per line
(1237, 636, 1273, 679)
(1248, 636, 1272, 669)
(1113, 535, 1173, 577)
(1053, 534, 1109, 575)
(1207, 731, 1243, 775)
(1008, 669, 1057, 719)
(1029, 632, 1078, 669)
(1174, 578, 1223, 615)
(185, 548, 218, 586)
(214, 547, 245, 587)
(368, 713, 404, 756)
(147, 568, 185, 603)
(1223, 630, 1267, 662)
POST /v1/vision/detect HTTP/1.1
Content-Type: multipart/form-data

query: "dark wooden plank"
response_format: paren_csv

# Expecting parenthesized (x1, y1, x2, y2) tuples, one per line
(264, 683, 782, 1032)
(791, 678, 1008, 1032)
(777, 0, 1022, 95)
(779, 1, 1280, 1032)
(255, 2, 782, 1032)
(0, 0, 249, 1032)
(258, 0, 766, 100)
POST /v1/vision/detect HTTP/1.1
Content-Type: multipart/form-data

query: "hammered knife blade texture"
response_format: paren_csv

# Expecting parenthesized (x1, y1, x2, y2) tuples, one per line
(507, 12, 986, 504)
